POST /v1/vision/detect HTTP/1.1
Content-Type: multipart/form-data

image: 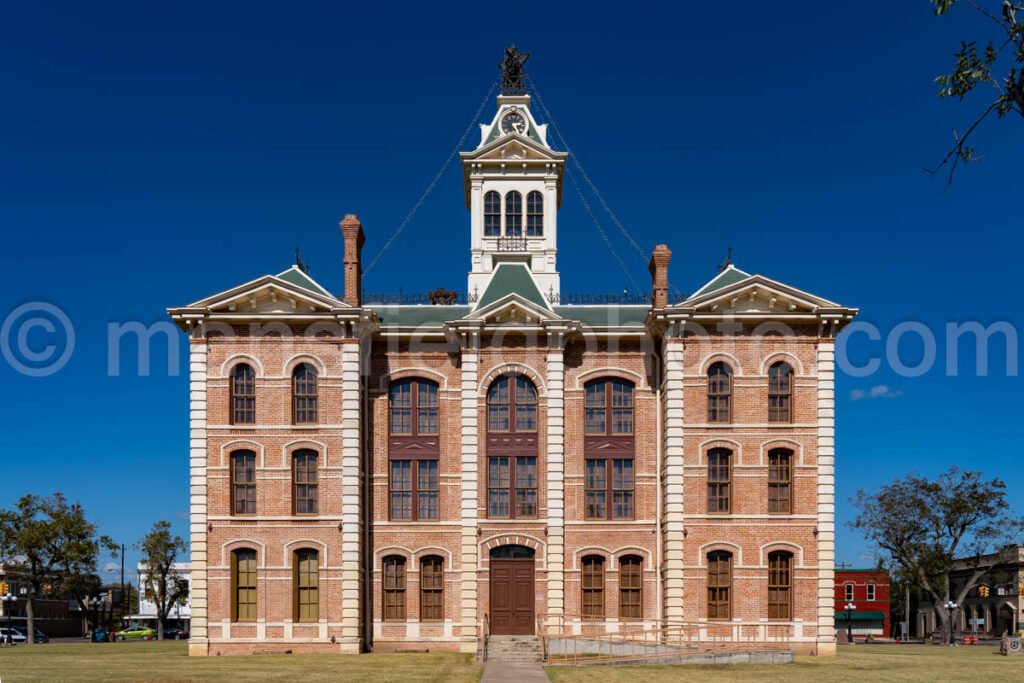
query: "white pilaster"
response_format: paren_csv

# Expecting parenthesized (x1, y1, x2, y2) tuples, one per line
(339, 338, 363, 652)
(459, 329, 481, 653)
(816, 340, 837, 655)
(662, 337, 686, 623)
(545, 327, 567, 622)
(188, 338, 209, 655)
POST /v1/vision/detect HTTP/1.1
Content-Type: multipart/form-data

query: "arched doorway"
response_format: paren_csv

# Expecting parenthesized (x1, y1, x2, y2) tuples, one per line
(489, 545, 535, 635)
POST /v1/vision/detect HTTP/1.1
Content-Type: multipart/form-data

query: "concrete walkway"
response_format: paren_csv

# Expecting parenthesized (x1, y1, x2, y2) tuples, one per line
(481, 660, 550, 682)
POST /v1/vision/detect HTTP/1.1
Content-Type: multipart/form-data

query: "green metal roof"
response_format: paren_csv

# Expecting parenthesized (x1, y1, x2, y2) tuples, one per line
(373, 305, 471, 327)
(476, 263, 549, 310)
(834, 611, 886, 621)
(690, 265, 752, 298)
(276, 266, 334, 298)
(554, 305, 648, 327)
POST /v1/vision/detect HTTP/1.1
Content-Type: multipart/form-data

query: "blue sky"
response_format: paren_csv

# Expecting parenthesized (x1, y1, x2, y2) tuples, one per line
(1, 2, 1021, 578)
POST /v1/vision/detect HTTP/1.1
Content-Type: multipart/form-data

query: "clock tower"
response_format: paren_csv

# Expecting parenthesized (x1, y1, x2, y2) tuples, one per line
(460, 48, 567, 306)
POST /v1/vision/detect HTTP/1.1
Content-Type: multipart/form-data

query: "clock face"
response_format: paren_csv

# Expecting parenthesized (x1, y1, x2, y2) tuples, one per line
(501, 111, 527, 135)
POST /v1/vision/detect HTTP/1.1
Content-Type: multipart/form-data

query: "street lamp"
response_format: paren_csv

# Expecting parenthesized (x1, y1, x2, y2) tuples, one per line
(944, 600, 958, 646)
(1, 593, 15, 646)
(87, 596, 104, 642)
(845, 602, 857, 644)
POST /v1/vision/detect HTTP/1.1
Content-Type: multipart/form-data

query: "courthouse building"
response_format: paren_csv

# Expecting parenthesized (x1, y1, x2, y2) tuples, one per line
(169, 54, 856, 656)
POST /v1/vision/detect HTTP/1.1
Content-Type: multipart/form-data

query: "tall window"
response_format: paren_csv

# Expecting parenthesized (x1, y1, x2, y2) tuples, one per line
(389, 379, 440, 521)
(294, 549, 319, 622)
(505, 191, 522, 236)
(707, 448, 732, 514)
(488, 374, 537, 432)
(420, 556, 444, 621)
(584, 379, 635, 520)
(292, 363, 318, 424)
(383, 556, 406, 621)
(844, 583, 854, 601)
(867, 584, 876, 601)
(707, 551, 732, 620)
(768, 361, 793, 422)
(231, 450, 256, 515)
(767, 551, 792, 620)
(526, 191, 543, 236)
(293, 450, 318, 515)
(582, 556, 605, 619)
(619, 555, 642, 620)
(487, 456, 537, 518)
(707, 362, 732, 423)
(767, 448, 792, 514)
(484, 191, 501, 236)
(232, 549, 257, 622)
(231, 363, 256, 424)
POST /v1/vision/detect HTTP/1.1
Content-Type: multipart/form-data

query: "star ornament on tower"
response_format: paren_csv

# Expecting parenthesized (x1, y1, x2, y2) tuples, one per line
(498, 45, 530, 95)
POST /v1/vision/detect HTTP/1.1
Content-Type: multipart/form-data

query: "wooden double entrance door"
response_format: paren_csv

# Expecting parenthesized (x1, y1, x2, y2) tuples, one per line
(489, 545, 536, 635)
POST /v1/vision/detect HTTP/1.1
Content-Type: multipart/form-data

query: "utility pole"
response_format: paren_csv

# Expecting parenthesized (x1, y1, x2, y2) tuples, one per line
(121, 544, 126, 625)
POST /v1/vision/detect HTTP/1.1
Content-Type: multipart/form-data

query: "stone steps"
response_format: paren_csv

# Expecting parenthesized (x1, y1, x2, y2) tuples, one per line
(487, 635, 543, 662)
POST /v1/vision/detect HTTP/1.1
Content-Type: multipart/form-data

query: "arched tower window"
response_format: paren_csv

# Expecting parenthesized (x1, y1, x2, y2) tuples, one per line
(292, 363, 318, 424)
(505, 191, 523, 236)
(487, 374, 538, 519)
(526, 191, 543, 236)
(768, 361, 793, 422)
(484, 191, 501, 237)
(230, 363, 256, 424)
(707, 362, 732, 423)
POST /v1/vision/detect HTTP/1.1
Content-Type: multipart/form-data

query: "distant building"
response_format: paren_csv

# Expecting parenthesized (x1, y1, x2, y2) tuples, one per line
(834, 568, 890, 640)
(0, 563, 84, 637)
(916, 546, 1023, 638)
(124, 563, 192, 630)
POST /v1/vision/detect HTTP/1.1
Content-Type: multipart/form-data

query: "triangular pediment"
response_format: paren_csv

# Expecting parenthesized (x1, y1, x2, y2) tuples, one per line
(461, 133, 567, 164)
(465, 293, 560, 326)
(681, 274, 842, 315)
(183, 273, 347, 315)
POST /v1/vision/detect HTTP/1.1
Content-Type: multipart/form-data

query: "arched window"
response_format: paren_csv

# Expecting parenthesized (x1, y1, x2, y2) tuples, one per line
(231, 450, 256, 515)
(707, 551, 732, 620)
(707, 448, 731, 514)
(768, 361, 793, 422)
(584, 379, 635, 520)
(293, 549, 319, 622)
(526, 191, 543, 236)
(505, 191, 523, 236)
(383, 556, 406, 621)
(707, 362, 732, 423)
(484, 191, 501, 237)
(292, 363, 318, 424)
(293, 449, 318, 515)
(581, 555, 605, 619)
(487, 374, 538, 519)
(767, 448, 792, 514)
(420, 556, 444, 622)
(619, 555, 642, 620)
(231, 363, 256, 424)
(232, 548, 257, 622)
(388, 379, 440, 521)
(768, 551, 792, 620)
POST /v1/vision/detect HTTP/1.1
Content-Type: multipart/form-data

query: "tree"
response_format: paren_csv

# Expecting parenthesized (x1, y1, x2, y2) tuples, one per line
(851, 467, 1023, 645)
(0, 494, 109, 644)
(926, 1, 1024, 187)
(137, 521, 188, 641)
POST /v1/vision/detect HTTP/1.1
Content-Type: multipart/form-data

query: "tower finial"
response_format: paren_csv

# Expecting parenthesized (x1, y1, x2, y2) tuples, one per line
(498, 45, 530, 95)
(717, 245, 733, 274)
(295, 246, 309, 274)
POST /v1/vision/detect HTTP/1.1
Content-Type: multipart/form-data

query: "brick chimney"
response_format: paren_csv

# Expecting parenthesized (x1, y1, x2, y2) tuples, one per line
(648, 244, 672, 309)
(339, 214, 365, 307)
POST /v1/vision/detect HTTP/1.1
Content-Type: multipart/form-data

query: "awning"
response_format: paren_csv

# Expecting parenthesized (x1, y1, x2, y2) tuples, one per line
(834, 611, 886, 621)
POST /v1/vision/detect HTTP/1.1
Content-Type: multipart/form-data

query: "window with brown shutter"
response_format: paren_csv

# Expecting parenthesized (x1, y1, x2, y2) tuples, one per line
(707, 551, 732, 620)
(231, 450, 256, 516)
(768, 448, 792, 514)
(232, 549, 257, 622)
(582, 555, 605, 619)
(294, 549, 319, 622)
(383, 556, 406, 621)
(707, 448, 732, 514)
(293, 450, 318, 515)
(420, 556, 443, 621)
(619, 555, 642, 620)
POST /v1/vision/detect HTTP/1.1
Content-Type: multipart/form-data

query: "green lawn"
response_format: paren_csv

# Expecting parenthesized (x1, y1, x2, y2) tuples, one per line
(0, 641, 482, 682)
(545, 644, 1024, 683)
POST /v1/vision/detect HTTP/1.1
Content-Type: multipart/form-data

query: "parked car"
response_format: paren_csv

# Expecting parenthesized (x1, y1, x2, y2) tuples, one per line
(162, 627, 189, 640)
(0, 627, 26, 644)
(15, 627, 49, 643)
(114, 626, 156, 641)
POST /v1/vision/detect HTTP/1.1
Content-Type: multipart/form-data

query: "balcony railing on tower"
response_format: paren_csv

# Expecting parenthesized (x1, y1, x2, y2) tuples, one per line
(496, 237, 529, 252)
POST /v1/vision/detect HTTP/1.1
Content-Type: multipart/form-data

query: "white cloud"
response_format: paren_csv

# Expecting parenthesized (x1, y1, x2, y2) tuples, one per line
(850, 385, 902, 401)
(102, 562, 120, 573)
